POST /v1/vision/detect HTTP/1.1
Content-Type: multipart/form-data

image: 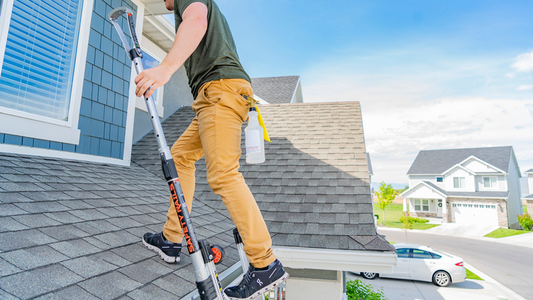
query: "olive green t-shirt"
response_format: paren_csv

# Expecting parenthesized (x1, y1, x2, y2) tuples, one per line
(174, 0, 251, 99)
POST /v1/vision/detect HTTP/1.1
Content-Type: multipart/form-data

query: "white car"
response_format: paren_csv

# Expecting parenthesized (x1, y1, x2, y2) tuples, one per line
(360, 243, 466, 287)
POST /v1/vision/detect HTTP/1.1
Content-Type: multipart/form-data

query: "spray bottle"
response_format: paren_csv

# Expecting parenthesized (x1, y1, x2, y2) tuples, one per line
(245, 106, 265, 164)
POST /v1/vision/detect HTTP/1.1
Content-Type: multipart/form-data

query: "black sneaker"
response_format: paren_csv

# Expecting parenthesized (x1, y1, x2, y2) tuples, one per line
(224, 259, 289, 300)
(142, 232, 181, 263)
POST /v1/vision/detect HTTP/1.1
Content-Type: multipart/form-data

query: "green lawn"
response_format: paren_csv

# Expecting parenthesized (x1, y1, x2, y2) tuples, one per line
(374, 203, 439, 230)
(465, 268, 483, 280)
(484, 228, 532, 238)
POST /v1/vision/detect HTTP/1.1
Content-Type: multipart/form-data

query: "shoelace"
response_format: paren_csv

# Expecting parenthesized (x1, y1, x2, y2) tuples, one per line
(237, 269, 254, 291)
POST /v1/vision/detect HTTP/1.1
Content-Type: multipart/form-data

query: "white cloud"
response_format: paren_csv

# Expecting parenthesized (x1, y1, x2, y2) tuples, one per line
(363, 97, 533, 184)
(301, 47, 533, 184)
(517, 84, 533, 91)
(511, 50, 533, 72)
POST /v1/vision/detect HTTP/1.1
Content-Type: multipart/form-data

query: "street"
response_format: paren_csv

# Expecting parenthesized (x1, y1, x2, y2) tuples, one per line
(378, 228, 533, 299)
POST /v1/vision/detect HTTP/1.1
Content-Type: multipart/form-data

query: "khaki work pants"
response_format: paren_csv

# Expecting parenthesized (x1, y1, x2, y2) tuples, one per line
(162, 78, 276, 268)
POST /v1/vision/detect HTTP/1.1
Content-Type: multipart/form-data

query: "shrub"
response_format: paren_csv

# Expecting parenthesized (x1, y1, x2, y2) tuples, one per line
(346, 278, 388, 300)
(399, 215, 428, 223)
(517, 213, 532, 231)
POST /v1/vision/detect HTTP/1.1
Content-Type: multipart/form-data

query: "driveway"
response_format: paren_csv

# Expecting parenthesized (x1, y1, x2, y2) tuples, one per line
(377, 227, 533, 299)
(424, 222, 499, 238)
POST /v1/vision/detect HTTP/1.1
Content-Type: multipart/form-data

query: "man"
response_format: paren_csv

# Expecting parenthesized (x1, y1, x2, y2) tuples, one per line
(134, 0, 288, 299)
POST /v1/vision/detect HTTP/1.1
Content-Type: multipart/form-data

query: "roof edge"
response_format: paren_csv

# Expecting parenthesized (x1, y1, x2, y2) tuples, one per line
(272, 246, 396, 274)
(258, 101, 360, 107)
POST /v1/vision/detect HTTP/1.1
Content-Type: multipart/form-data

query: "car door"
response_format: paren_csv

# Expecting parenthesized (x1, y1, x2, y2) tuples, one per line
(409, 249, 434, 281)
(384, 248, 410, 279)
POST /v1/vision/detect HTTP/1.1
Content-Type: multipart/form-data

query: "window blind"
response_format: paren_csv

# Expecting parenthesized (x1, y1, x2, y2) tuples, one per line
(0, 0, 83, 121)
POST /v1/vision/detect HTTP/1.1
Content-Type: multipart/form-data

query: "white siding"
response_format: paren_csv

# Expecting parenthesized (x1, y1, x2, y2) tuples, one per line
(507, 155, 522, 228)
(409, 175, 439, 188)
(404, 184, 444, 199)
(476, 175, 506, 192)
(445, 167, 475, 192)
(528, 173, 533, 194)
(463, 159, 501, 173)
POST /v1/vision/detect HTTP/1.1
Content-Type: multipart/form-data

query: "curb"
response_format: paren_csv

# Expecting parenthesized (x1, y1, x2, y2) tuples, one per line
(464, 263, 526, 300)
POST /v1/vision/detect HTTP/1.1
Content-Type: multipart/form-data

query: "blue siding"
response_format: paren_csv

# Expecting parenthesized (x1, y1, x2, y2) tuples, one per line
(1, 0, 137, 160)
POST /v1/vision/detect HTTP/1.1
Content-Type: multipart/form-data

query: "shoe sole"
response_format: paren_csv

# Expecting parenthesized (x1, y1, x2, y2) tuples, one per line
(142, 236, 180, 264)
(225, 271, 289, 300)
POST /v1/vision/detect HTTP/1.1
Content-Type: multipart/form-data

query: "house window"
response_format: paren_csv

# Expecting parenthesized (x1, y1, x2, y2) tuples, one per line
(436, 177, 443, 182)
(414, 199, 430, 212)
(452, 203, 457, 207)
(0, 0, 92, 144)
(483, 176, 497, 188)
(453, 177, 465, 188)
(0, 0, 83, 121)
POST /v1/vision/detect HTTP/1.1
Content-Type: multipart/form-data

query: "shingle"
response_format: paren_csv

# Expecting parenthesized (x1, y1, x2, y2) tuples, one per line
(12, 214, 61, 228)
(0, 264, 82, 299)
(152, 273, 197, 298)
(118, 259, 174, 284)
(0, 257, 21, 277)
(49, 238, 102, 258)
(33, 285, 100, 300)
(60, 256, 118, 278)
(78, 271, 142, 300)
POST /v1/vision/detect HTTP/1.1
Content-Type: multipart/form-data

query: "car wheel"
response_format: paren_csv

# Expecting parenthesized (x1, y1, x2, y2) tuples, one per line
(433, 270, 451, 287)
(361, 272, 378, 279)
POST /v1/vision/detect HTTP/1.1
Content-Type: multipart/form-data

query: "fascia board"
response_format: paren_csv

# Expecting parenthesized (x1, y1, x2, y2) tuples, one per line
(273, 246, 397, 274)
(442, 164, 476, 176)
(400, 182, 446, 198)
(289, 77, 301, 104)
(252, 94, 269, 104)
(459, 155, 507, 174)
(399, 182, 424, 197)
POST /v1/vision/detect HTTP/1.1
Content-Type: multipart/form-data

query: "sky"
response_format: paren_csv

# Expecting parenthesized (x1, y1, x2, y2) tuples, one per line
(165, 0, 533, 191)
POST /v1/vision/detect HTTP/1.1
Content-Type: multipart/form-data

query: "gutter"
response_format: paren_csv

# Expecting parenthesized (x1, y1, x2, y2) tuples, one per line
(273, 246, 397, 274)
(182, 246, 397, 299)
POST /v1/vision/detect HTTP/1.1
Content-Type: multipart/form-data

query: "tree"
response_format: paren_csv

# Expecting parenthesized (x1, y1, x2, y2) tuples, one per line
(375, 181, 396, 224)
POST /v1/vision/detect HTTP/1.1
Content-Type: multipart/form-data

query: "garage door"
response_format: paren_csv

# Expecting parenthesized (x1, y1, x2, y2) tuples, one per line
(451, 203, 498, 225)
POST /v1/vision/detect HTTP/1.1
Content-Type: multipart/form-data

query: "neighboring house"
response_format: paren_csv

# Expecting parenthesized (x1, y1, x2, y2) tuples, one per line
(401, 146, 523, 229)
(523, 169, 533, 214)
(133, 101, 396, 299)
(251, 76, 304, 104)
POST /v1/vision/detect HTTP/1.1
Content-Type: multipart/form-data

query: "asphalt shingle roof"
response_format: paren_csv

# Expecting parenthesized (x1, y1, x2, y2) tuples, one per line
(133, 102, 391, 251)
(0, 101, 391, 299)
(251, 76, 300, 104)
(0, 153, 239, 299)
(407, 146, 513, 175)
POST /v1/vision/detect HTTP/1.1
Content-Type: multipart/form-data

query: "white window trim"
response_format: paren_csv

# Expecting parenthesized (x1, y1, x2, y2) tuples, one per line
(0, 0, 95, 145)
(453, 177, 465, 189)
(0, 0, 93, 144)
(135, 37, 165, 117)
(482, 176, 498, 189)
(413, 199, 430, 212)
